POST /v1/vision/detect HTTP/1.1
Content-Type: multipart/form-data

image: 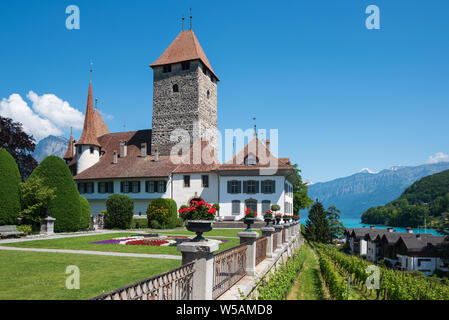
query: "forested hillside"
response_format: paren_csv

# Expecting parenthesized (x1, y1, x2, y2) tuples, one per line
(361, 169, 449, 227)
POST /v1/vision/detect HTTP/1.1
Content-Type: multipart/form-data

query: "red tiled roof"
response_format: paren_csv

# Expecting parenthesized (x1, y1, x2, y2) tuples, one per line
(172, 140, 219, 174)
(74, 130, 179, 180)
(218, 137, 293, 173)
(63, 135, 74, 160)
(150, 30, 219, 81)
(94, 110, 110, 137)
(76, 83, 101, 147)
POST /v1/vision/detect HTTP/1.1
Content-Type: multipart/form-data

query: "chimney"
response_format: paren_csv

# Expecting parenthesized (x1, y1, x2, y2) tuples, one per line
(406, 227, 413, 234)
(120, 141, 127, 158)
(141, 143, 147, 158)
(265, 139, 271, 152)
(113, 151, 118, 164)
(370, 225, 375, 229)
(387, 227, 393, 233)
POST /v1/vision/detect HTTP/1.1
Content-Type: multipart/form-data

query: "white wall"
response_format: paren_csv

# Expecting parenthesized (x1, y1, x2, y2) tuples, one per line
(77, 145, 100, 174)
(218, 176, 291, 219)
(171, 173, 219, 209)
(360, 239, 367, 255)
(397, 255, 439, 276)
(367, 240, 377, 262)
(80, 178, 171, 215)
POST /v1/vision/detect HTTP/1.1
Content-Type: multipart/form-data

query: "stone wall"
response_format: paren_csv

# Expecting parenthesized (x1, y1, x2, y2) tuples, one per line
(151, 60, 218, 156)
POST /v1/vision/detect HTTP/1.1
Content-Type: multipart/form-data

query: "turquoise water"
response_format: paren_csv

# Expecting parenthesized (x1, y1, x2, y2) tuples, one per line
(300, 217, 443, 236)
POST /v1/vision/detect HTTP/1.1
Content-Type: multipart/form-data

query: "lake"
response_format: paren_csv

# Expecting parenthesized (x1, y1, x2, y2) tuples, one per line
(300, 216, 443, 236)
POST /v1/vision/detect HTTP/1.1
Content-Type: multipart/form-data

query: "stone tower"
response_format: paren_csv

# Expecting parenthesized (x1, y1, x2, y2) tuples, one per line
(150, 29, 219, 156)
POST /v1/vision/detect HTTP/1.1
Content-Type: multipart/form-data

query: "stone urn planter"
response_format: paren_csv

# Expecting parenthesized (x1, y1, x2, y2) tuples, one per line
(243, 217, 256, 232)
(264, 218, 273, 228)
(185, 220, 213, 242)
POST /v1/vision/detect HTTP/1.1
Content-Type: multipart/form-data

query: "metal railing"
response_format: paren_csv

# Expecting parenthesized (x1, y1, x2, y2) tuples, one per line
(90, 261, 195, 300)
(255, 237, 268, 266)
(212, 243, 247, 300)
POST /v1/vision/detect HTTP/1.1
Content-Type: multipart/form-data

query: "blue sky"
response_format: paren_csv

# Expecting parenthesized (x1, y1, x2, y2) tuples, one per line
(0, 0, 448, 183)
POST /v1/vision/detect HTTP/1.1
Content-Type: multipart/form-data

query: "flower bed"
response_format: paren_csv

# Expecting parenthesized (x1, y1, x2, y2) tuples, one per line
(90, 235, 229, 247)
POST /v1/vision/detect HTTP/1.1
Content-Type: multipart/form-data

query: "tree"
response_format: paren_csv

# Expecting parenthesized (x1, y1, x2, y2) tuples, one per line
(0, 116, 38, 179)
(147, 198, 177, 229)
(79, 196, 91, 230)
(305, 200, 330, 243)
(292, 163, 313, 213)
(28, 155, 81, 232)
(0, 148, 21, 225)
(326, 206, 345, 242)
(104, 194, 134, 229)
(19, 177, 56, 230)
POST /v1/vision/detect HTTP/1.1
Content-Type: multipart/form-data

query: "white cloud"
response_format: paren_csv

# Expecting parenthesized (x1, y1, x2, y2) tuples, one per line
(0, 91, 84, 141)
(27, 91, 84, 130)
(426, 152, 449, 164)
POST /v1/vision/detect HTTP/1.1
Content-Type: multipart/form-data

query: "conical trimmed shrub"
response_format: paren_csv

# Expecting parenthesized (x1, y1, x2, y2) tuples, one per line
(29, 155, 81, 232)
(0, 148, 21, 225)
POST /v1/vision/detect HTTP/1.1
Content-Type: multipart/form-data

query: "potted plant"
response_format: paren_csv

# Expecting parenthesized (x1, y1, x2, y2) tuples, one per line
(178, 200, 217, 242)
(243, 208, 257, 231)
(293, 214, 300, 222)
(283, 214, 291, 223)
(264, 210, 273, 227)
(275, 213, 282, 225)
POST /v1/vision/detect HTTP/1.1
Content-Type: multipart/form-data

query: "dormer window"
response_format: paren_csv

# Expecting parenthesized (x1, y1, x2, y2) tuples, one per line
(163, 64, 171, 73)
(173, 84, 179, 93)
(181, 61, 190, 70)
(244, 154, 258, 166)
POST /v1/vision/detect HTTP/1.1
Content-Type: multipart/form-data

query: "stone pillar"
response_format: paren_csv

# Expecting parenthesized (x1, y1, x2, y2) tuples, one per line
(238, 231, 258, 276)
(282, 223, 290, 244)
(44, 217, 56, 235)
(273, 225, 283, 250)
(177, 241, 219, 300)
(261, 227, 275, 258)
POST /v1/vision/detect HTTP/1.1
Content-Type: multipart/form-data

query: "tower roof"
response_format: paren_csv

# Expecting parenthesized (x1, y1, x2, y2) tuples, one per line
(63, 134, 74, 160)
(93, 109, 110, 137)
(76, 83, 101, 147)
(150, 30, 219, 81)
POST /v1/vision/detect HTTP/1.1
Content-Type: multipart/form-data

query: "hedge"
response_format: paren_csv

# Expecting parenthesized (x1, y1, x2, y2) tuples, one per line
(147, 198, 178, 229)
(28, 155, 81, 232)
(79, 196, 91, 230)
(104, 194, 134, 229)
(0, 148, 21, 225)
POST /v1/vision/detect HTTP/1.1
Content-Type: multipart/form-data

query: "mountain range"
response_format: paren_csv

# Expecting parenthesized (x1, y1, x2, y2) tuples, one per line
(306, 162, 449, 218)
(32, 135, 69, 163)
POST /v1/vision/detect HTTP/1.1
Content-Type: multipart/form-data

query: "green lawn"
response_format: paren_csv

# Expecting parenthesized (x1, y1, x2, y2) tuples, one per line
(0, 250, 180, 300)
(2, 229, 257, 255)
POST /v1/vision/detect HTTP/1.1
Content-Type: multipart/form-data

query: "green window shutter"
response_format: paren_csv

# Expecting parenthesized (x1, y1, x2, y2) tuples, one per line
(227, 181, 232, 193)
(255, 181, 259, 194)
(163, 181, 167, 193)
(272, 180, 276, 193)
(120, 182, 124, 193)
(243, 181, 248, 194)
(137, 181, 141, 193)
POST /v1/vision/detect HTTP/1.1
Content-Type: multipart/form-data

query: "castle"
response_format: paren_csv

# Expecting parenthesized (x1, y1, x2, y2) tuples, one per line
(64, 27, 296, 219)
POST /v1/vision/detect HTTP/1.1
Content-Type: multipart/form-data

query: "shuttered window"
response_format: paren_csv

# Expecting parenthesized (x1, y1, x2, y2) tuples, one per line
(232, 200, 240, 215)
(262, 180, 275, 194)
(227, 180, 241, 194)
(245, 180, 258, 194)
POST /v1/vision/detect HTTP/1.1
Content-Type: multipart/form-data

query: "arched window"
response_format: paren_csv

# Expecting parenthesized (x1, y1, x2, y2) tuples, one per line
(173, 84, 179, 92)
(245, 199, 258, 213)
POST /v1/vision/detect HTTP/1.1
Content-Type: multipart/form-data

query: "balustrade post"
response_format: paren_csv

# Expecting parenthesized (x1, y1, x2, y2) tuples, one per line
(283, 222, 290, 243)
(238, 231, 258, 276)
(261, 227, 275, 258)
(177, 241, 219, 300)
(45, 217, 56, 235)
(273, 225, 283, 250)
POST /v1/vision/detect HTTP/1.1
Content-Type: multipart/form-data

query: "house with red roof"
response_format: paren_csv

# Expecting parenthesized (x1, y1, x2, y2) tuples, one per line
(64, 26, 297, 219)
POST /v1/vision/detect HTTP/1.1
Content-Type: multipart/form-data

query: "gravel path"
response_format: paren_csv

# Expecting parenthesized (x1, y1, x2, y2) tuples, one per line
(0, 246, 181, 260)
